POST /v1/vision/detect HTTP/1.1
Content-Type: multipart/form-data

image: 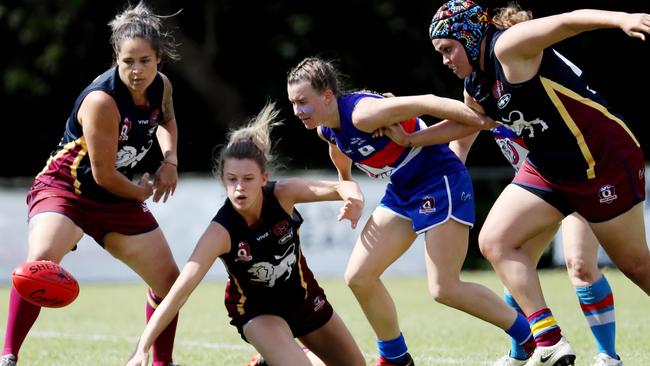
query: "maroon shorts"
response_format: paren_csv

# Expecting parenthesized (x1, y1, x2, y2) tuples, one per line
(27, 181, 159, 246)
(513, 149, 645, 222)
(232, 289, 334, 342)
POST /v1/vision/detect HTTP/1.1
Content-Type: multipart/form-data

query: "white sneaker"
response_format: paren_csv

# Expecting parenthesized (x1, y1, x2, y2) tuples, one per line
(0, 354, 16, 366)
(592, 353, 622, 366)
(524, 337, 576, 366)
(492, 355, 528, 366)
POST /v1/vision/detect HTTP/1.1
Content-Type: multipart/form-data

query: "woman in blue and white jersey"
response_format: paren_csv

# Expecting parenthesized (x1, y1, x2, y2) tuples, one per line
(286, 57, 536, 366)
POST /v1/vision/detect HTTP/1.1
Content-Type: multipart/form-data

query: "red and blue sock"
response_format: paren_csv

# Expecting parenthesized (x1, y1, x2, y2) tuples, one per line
(576, 275, 618, 359)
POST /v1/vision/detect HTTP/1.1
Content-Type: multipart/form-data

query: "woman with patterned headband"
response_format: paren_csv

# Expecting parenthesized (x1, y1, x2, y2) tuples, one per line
(424, 1, 650, 365)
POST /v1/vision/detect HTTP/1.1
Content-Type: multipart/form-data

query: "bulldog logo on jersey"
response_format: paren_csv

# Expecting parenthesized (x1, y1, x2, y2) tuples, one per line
(501, 110, 548, 138)
(247, 244, 297, 287)
(495, 138, 521, 167)
(235, 241, 253, 263)
(419, 196, 436, 214)
(598, 184, 617, 204)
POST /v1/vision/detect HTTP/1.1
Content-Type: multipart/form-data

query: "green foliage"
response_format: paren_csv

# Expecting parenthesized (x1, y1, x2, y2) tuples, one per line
(2, 269, 649, 365)
(1, 1, 86, 96)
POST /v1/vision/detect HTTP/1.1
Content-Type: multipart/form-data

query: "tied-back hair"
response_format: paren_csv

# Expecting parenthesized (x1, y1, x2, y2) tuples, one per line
(287, 57, 348, 96)
(492, 2, 533, 29)
(214, 102, 283, 178)
(109, 1, 181, 62)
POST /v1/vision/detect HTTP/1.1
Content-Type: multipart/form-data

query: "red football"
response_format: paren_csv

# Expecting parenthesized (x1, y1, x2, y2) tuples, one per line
(12, 260, 80, 308)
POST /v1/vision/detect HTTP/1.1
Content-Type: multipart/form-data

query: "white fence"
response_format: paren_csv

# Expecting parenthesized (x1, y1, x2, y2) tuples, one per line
(1, 168, 649, 283)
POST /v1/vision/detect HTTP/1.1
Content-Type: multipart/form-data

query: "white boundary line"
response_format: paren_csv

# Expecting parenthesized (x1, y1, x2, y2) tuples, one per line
(29, 330, 483, 365)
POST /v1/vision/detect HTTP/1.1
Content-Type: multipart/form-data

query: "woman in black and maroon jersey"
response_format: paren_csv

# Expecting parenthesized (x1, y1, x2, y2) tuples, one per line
(1, 3, 182, 366)
(423, 1, 650, 365)
(125, 103, 366, 366)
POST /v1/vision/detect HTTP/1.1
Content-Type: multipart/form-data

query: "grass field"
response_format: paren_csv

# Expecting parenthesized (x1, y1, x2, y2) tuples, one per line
(1, 268, 649, 365)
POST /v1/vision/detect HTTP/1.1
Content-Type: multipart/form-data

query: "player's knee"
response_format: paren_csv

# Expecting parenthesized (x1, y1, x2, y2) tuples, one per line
(343, 267, 375, 291)
(565, 257, 600, 284)
(427, 282, 456, 306)
(478, 232, 504, 262)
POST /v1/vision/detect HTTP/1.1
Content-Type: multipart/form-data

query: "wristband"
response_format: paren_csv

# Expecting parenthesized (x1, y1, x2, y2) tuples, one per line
(161, 160, 178, 167)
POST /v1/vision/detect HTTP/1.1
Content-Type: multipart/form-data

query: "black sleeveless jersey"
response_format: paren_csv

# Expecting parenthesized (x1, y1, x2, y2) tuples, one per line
(35, 66, 165, 202)
(213, 181, 323, 317)
(465, 29, 640, 181)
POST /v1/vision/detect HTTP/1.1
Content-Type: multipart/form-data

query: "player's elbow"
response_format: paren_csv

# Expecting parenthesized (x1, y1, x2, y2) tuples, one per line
(92, 169, 118, 190)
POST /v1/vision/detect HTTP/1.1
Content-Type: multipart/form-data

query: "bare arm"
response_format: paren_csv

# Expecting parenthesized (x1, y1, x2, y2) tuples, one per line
(315, 127, 364, 228)
(317, 126, 355, 181)
(384, 119, 483, 148)
(448, 132, 480, 164)
(79, 91, 153, 201)
(125, 223, 230, 366)
(351, 94, 491, 133)
(449, 90, 487, 163)
(153, 73, 179, 203)
(275, 178, 364, 229)
(496, 10, 650, 82)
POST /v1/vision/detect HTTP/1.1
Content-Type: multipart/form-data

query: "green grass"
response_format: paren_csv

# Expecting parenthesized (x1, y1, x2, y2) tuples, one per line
(1, 268, 649, 365)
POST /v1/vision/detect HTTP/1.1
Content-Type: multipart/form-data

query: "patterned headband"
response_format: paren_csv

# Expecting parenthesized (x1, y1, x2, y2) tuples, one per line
(430, 0, 491, 65)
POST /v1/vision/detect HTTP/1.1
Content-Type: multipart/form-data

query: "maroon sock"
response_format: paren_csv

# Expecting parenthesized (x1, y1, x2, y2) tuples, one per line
(527, 308, 562, 347)
(3, 286, 41, 358)
(146, 288, 178, 366)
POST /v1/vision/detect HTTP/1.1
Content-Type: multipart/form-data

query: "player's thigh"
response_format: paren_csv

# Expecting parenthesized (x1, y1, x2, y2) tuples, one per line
(299, 311, 365, 366)
(346, 208, 417, 278)
(423, 219, 469, 284)
(245, 315, 311, 366)
(27, 212, 83, 262)
(480, 184, 564, 251)
(590, 202, 650, 269)
(104, 228, 180, 295)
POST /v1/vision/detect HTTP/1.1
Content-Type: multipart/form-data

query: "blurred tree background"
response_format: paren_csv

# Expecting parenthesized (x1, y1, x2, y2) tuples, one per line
(1, 0, 648, 267)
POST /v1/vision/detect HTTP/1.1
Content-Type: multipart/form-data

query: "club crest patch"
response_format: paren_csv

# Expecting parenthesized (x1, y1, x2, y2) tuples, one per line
(235, 241, 253, 263)
(419, 196, 436, 214)
(598, 184, 617, 204)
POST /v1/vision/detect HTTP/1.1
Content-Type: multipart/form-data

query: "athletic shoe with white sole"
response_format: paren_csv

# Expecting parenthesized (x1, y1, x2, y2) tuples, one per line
(591, 353, 623, 366)
(0, 354, 16, 366)
(524, 337, 576, 366)
(492, 355, 528, 366)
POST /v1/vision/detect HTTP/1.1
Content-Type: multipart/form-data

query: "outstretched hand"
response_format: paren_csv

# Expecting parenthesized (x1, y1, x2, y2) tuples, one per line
(621, 13, 650, 41)
(153, 161, 178, 203)
(137, 172, 155, 202)
(337, 197, 364, 229)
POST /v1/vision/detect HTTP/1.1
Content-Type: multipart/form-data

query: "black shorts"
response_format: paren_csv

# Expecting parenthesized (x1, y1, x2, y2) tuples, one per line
(232, 290, 334, 342)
